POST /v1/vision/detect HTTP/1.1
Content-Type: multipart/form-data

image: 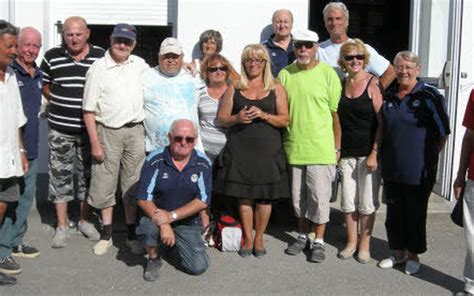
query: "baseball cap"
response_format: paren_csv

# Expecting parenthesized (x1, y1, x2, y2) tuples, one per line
(293, 29, 319, 43)
(111, 23, 137, 41)
(159, 37, 183, 55)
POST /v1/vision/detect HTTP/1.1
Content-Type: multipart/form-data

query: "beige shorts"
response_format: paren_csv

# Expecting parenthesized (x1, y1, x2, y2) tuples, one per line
(290, 164, 335, 224)
(339, 157, 381, 215)
(88, 123, 145, 209)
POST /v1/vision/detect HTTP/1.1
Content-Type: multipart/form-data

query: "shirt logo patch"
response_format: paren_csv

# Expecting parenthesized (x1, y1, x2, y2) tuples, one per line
(191, 173, 198, 183)
(388, 102, 394, 107)
(162, 173, 169, 179)
(38, 81, 42, 89)
(272, 52, 276, 57)
(17, 80, 24, 87)
(412, 99, 421, 108)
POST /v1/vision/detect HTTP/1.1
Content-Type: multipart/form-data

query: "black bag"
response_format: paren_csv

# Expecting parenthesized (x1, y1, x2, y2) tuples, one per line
(451, 196, 463, 227)
(330, 166, 341, 203)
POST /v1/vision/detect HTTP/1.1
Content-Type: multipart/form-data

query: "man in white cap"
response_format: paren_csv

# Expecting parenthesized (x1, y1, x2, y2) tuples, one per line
(142, 37, 205, 154)
(278, 29, 341, 263)
(83, 23, 149, 255)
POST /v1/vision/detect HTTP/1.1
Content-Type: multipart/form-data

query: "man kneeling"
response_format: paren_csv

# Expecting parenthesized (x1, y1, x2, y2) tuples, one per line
(136, 119, 211, 281)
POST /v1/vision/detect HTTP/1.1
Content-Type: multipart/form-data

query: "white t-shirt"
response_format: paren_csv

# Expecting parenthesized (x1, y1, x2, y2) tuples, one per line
(0, 66, 27, 178)
(142, 67, 205, 152)
(318, 38, 390, 79)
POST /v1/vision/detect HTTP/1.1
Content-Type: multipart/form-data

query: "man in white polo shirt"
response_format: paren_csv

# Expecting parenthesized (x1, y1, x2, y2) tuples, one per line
(83, 23, 149, 256)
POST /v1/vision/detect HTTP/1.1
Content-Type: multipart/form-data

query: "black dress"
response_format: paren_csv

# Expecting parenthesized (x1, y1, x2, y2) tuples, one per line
(214, 89, 290, 199)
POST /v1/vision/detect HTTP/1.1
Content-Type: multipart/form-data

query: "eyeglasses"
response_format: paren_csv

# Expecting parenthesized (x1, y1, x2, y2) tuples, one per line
(244, 58, 264, 65)
(294, 41, 315, 49)
(172, 136, 195, 144)
(344, 55, 365, 61)
(113, 37, 134, 46)
(208, 66, 228, 73)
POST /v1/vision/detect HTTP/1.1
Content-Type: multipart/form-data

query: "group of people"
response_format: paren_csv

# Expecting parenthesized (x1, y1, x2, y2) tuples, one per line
(0, 2, 472, 295)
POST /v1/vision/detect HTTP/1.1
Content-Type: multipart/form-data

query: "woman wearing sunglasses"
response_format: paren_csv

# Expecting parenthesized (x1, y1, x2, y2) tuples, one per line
(216, 44, 290, 258)
(336, 39, 383, 264)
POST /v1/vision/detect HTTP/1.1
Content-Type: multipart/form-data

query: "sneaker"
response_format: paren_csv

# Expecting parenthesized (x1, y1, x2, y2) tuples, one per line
(285, 236, 308, 255)
(405, 260, 420, 275)
(126, 239, 145, 255)
(51, 226, 71, 249)
(143, 257, 162, 282)
(78, 221, 100, 242)
(378, 256, 406, 269)
(0, 257, 22, 275)
(0, 272, 16, 285)
(308, 242, 326, 263)
(12, 244, 40, 258)
(93, 239, 112, 255)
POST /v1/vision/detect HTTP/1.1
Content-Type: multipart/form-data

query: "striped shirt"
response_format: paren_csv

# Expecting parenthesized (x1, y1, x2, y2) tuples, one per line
(40, 44, 105, 133)
(198, 88, 227, 162)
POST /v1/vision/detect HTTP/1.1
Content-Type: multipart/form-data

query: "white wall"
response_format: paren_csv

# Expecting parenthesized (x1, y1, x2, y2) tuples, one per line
(177, 0, 309, 71)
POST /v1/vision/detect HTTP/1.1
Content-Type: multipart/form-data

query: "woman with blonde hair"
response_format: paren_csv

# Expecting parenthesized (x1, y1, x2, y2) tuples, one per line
(216, 44, 290, 257)
(336, 39, 383, 264)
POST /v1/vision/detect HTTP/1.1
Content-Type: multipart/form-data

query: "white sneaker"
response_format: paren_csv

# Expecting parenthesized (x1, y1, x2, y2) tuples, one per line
(78, 221, 100, 241)
(51, 226, 70, 249)
(93, 239, 112, 255)
(378, 256, 406, 269)
(405, 260, 420, 275)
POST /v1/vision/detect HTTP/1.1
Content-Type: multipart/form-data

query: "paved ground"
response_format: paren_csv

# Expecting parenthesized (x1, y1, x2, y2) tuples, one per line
(1, 193, 466, 296)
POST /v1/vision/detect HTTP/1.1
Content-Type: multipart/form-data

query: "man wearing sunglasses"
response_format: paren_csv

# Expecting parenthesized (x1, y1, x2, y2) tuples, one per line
(318, 2, 395, 89)
(278, 29, 341, 263)
(83, 23, 149, 256)
(135, 119, 211, 281)
(143, 37, 205, 154)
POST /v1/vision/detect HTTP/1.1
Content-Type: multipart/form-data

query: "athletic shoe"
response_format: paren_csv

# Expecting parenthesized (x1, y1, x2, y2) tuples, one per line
(144, 257, 162, 282)
(378, 256, 406, 269)
(405, 260, 421, 275)
(0, 257, 21, 275)
(0, 272, 16, 285)
(93, 239, 112, 255)
(51, 226, 70, 249)
(78, 221, 100, 241)
(308, 242, 326, 263)
(285, 236, 308, 255)
(12, 244, 40, 258)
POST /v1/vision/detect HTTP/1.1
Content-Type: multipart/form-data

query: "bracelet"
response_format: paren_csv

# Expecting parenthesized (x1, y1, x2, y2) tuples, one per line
(19, 148, 27, 153)
(335, 148, 341, 153)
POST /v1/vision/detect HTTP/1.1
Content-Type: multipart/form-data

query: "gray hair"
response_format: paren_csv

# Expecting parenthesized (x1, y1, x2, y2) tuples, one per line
(323, 2, 349, 22)
(0, 20, 19, 37)
(272, 9, 294, 24)
(394, 50, 421, 67)
(199, 29, 223, 53)
(169, 119, 198, 138)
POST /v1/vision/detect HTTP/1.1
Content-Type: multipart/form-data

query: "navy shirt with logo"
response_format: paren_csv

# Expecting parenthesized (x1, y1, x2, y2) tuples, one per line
(382, 80, 450, 185)
(11, 60, 43, 160)
(262, 34, 295, 77)
(136, 147, 212, 225)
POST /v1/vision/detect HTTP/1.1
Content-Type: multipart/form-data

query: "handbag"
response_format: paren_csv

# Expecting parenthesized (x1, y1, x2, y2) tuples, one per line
(451, 196, 463, 227)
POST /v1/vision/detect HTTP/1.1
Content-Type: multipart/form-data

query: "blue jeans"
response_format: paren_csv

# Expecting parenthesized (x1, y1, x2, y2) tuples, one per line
(0, 159, 37, 257)
(136, 216, 209, 275)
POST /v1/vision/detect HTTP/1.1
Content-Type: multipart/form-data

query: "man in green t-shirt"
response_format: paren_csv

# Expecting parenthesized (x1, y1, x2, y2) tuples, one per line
(278, 29, 341, 263)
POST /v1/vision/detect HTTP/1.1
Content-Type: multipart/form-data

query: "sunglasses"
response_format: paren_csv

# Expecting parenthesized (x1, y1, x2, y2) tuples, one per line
(208, 66, 228, 73)
(344, 54, 365, 61)
(172, 136, 195, 144)
(294, 41, 315, 49)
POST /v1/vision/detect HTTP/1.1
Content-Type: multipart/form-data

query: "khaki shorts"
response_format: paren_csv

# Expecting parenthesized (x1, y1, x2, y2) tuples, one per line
(290, 165, 335, 224)
(88, 123, 145, 209)
(339, 157, 381, 215)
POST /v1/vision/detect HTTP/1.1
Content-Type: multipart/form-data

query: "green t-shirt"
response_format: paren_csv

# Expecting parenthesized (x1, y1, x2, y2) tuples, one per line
(278, 62, 341, 165)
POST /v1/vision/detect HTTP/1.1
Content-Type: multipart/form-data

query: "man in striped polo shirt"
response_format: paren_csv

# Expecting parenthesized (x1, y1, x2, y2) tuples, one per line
(83, 23, 149, 256)
(40, 16, 105, 248)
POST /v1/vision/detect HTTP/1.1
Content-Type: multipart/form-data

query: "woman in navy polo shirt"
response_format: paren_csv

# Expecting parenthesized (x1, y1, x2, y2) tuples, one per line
(378, 51, 450, 275)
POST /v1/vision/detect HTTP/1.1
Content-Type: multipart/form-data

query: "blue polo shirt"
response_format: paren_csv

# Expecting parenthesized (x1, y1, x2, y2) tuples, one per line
(382, 80, 450, 185)
(263, 34, 295, 77)
(136, 147, 212, 225)
(11, 60, 43, 160)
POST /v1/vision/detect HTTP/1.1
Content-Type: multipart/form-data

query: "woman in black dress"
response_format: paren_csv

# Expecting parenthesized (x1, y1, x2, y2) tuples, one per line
(216, 44, 289, 257)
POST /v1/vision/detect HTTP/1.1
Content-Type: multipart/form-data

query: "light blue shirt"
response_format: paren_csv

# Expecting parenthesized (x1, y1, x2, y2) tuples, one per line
(142, 67, 205, 152)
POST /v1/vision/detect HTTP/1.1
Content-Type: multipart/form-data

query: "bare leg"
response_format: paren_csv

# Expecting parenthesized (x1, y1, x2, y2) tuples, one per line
(254, 203, 272, 251)
(55, 202, 68, 228)
(314, 223, 326, 240)
(358, 213, 375, 253)
(297, 217, 310, 235)
(79, 201, 91, 223)
(239, 199, 254, 249)
(407, 252, 419, 262)
(343, 211, 359, 250)
(101, 207, 113, 225)
(147, 246, 159, 259)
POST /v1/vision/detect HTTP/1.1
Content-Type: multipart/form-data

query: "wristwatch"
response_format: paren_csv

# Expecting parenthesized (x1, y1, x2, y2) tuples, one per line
(171, 211, 178, 222)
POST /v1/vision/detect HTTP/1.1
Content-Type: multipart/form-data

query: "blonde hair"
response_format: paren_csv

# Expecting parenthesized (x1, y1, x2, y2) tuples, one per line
(236, 44, 276, 91)
(200, 53, 240, 84)
(337, 38, 370, 73)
